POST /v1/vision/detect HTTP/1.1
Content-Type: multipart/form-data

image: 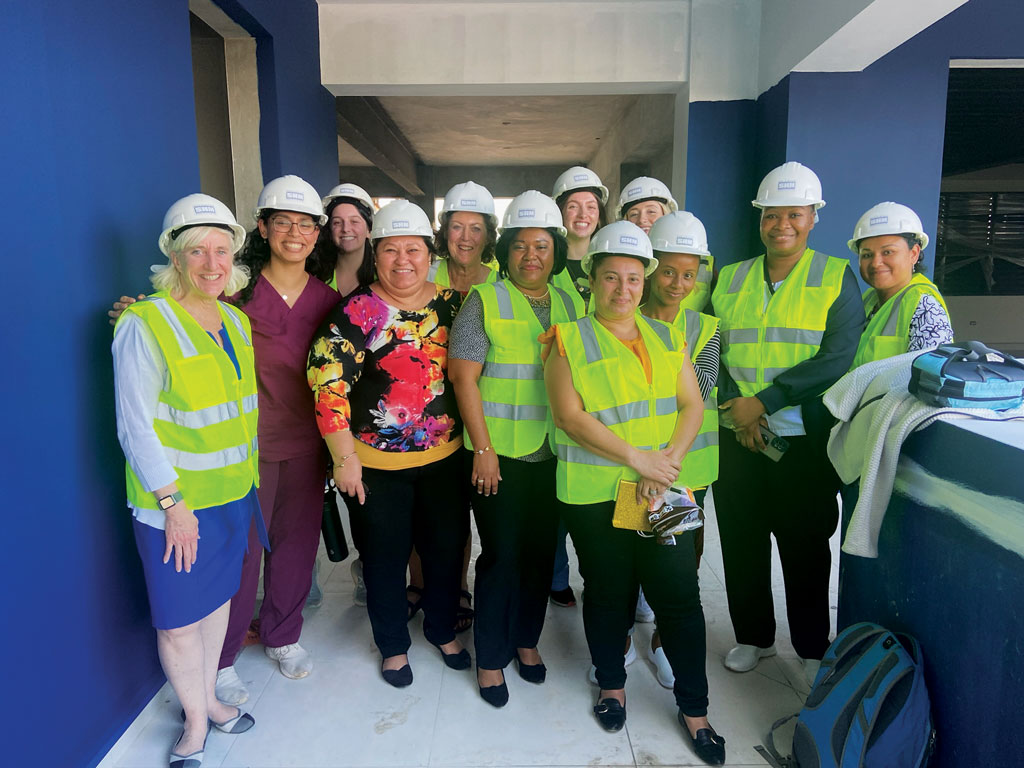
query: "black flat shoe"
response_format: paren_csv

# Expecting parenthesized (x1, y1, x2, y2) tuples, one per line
(433, 643, 472, 670)
(515, 657, 547, 684)
(381, 662, 414, 688)
(679, 712, 726, 766)
(593, 698, 626, 732)
(477, 670, 509, 708)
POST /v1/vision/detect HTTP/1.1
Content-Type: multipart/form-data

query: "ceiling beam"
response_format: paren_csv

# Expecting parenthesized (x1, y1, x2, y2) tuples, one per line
(335, 97, 423, 196)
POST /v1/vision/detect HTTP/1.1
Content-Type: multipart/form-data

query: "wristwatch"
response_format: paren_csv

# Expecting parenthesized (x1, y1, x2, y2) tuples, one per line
(157, 490, 184, 510)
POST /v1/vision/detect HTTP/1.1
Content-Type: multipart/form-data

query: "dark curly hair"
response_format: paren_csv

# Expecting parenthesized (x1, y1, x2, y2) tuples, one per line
(234, 210, 328, 306)
(312, 197, 375, 292)
(494, 227, 569, 281)
(432, 210, 498, 263)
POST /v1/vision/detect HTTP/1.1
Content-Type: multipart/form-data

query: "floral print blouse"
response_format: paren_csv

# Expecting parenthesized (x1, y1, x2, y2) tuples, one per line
(308, 285, 463, 453)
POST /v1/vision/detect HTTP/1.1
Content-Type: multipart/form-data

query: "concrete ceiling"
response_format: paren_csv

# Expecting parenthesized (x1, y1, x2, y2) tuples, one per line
(349, 95, 636, 167)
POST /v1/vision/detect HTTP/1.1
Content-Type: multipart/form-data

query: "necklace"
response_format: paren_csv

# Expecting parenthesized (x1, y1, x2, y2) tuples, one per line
(523, 287, 550, 304)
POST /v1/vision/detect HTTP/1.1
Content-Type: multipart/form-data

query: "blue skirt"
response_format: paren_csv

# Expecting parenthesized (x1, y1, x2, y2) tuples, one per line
(134, 486, 264, 630)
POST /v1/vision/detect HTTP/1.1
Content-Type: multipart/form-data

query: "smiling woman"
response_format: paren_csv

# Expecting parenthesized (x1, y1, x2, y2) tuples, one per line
(308, 199, 472, 689)
(448, 190, 582, 708)
(112, 194, 260, 763)
(848, 201, 953, 368)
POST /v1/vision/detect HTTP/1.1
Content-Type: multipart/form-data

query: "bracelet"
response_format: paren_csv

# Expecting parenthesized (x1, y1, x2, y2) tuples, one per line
(474, 445, 493, 456)
(333, 451, 356, 470)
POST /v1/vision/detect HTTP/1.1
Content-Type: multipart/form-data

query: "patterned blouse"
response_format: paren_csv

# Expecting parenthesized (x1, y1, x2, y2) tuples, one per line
(308, 285, 463, 457)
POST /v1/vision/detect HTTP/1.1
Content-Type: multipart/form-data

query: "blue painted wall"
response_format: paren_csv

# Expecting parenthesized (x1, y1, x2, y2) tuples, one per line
(783, 0, 1024, 285)
(1, 1, 335, 766)
(685, 100, 758, 266)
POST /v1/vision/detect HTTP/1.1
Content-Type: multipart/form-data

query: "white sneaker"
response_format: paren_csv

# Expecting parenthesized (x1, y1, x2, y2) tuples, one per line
(215, 665, 249, 705)
(265, 643, 313, 679)
(588, 636, 638, 684)
(723, 643, 777, 672)
(635, 588, 656, 623)
(351, 559, 367, 607)
(802, 658, 821, 687)
(649, 644, 675, 689)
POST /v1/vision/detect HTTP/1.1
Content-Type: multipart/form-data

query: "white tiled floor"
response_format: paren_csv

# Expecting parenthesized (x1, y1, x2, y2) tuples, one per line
(101, 490, 840, 768)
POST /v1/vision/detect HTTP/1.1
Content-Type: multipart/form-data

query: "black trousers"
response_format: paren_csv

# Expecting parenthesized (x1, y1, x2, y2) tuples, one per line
(561, 499, 709, 717)
(351, 451, 469, 658)
(472, 456, 560, 669)
(712, 426, 840, 660)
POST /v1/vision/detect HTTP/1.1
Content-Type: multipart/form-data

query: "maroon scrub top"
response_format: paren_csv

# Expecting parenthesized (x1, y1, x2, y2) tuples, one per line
(229, 275, 340, 462)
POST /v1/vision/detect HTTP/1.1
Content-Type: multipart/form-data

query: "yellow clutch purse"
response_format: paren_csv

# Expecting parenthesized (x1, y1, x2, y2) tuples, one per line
(612, 480, 652, 531)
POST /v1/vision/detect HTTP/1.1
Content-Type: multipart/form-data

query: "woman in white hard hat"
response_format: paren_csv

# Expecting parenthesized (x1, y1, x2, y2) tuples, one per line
(112, 194, 260, 764)
(712, 162, 863, 686)
(109, 176, 340, 703)
(849, 202, 953, 368)
(317, 183, 376, 609)
(308, 199, 471, 688)
(550, 165, 610, 309)
(618, 177, 716, 313)
(448, 191, 584, 707)
(617, 175, 678, 234)
(430, 180, 500, 294)
(214, 175, 342, 697)
(548, 166, 610, 608)
(544, 221, 727, 765)
(638, 210, 722, 689)
(319, 182, 376, 297)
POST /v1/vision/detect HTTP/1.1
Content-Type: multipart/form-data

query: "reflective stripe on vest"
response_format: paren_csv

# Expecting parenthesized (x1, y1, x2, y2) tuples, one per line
(852, 273, 949, 368)
(554, 313, 685, 504)
(672, 308, 720, 488)
(713, 249, 847, 398)
(472, 280, 583, 457)
(117, 293, 259, 511)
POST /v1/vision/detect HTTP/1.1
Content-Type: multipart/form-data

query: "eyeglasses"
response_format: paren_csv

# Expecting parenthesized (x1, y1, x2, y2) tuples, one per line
(269, 217, 318, 235)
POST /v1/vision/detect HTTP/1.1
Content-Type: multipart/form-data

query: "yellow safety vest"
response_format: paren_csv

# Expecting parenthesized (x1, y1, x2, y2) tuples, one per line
(117, 293, 259, 511)
(429, 258, 498, 288)
(552, 267, 588, 308)
(678, 254, 715, 313)
(554, 313, 686, 504)
(469, 280, 584, 457)
(713, 249, 847, 397)
(671, 307, 720, 488)
(852, 273, 949, 368)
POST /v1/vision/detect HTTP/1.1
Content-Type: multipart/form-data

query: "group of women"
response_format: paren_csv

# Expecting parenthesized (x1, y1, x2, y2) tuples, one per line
(112, 160, 952, 768)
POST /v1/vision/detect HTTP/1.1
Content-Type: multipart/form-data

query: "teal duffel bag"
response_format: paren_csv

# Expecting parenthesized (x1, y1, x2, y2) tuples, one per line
(909, 341, 1024, 410)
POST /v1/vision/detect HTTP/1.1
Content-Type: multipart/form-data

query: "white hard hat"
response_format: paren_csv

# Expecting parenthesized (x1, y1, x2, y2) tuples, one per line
(848, 202, 929, 253)
(440, 181, 498, 226)
(648, 211, 710, 257)
(255, 175, 327, 225)
(617, 177, 679, 220)
(582, 221, 659, 277)
(552, 166, 609, 205)
(158, 193, 246, 256)
(502, 190, 567, 238)
(322, 182, 375, 214)
(369, 199, 434, 240)
(752, 162, 826, 211)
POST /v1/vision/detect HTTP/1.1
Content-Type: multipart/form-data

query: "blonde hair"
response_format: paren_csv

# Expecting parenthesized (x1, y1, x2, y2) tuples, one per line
(151, 225, 250, 296)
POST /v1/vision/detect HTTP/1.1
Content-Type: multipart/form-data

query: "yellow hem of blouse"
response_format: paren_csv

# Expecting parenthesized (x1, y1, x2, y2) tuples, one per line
(354, 435, 464, 471)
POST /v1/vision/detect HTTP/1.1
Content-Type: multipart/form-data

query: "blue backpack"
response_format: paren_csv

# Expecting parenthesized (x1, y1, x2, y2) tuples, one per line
(909, 341, 1024, 411)
(757, 622, 936, 768)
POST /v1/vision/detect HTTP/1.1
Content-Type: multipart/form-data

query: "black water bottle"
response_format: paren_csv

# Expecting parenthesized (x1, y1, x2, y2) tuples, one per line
(321, 480, 350, 562)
